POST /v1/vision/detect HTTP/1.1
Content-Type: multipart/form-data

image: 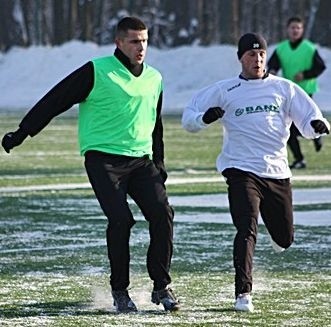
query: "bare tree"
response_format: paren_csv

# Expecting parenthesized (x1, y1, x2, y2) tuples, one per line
(231, 0, 240, 43)
(52, 0, 65, 45)
(305, 0, 320, 38)
(198, 0, 219, 45)
(1, 0, 331, 51)
(19, 0, 33, 46)
(80, 0, 94, 41)
(240, 0, 253, 35)
(310, 0, 331, 46)
(0, 0, 25, 50)
(66, 0, 79, 40)
(40, 0, 52, 45)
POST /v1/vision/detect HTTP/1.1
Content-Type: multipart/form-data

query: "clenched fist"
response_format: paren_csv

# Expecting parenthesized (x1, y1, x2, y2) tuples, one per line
(202, 107, 225, 124)
(310, 120, 330, 134)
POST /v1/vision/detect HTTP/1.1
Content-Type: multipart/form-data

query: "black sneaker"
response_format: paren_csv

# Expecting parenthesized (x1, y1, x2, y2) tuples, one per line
(289, 159, 306, 169)
(313, 137, 323, 152)
(112, 290, 137, 313)
(151, 288, 180, 311)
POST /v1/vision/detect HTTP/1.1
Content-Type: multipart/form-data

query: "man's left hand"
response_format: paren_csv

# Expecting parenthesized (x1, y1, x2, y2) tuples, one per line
(311, 120, 330, 134)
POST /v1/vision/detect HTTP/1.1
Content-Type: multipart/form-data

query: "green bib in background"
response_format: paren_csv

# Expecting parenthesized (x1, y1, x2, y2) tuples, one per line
(276, 39, 318, 94)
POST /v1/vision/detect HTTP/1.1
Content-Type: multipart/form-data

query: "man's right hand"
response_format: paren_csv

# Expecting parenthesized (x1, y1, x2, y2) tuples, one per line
(202, 107, 225, 124)
(2, 128, 28, 153)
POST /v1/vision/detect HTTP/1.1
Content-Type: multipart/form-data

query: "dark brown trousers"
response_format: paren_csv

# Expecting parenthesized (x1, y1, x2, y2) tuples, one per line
(222, 168, 294, 296)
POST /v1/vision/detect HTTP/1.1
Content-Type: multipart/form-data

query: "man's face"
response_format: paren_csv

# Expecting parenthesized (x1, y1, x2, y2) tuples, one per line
(240, 49, 267, 79)
(116, 29, 148, 65)
(287, 22, 304, 42)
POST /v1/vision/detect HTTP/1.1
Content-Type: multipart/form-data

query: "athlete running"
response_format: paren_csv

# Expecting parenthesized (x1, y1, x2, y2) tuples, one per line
(182, 32, 330, 312)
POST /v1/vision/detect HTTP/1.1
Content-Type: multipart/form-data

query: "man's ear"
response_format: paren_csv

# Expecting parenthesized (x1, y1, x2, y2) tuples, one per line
(115, 37, 121, 47)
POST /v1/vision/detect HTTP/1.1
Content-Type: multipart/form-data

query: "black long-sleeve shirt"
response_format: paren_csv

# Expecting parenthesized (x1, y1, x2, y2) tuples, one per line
(267, 38, 326, 79)
(18, 48, 165, 166)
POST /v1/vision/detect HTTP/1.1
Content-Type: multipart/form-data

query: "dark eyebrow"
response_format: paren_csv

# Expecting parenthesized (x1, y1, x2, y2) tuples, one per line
(130, 38, 148, 43)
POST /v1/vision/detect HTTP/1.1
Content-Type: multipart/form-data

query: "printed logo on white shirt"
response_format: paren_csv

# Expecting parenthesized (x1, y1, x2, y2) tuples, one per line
(235, 104, 280, 116)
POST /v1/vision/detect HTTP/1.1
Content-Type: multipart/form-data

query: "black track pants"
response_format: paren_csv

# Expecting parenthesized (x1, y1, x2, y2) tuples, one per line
(84, 151, 174, 291)
(222, 168, 294, 297)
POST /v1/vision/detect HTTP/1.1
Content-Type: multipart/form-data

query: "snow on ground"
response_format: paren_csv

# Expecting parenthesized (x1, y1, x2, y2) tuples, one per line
(170, 187, 331, 226)
(1, 182, 330, 226)
(1, 174, 331, 193)
(0, 40, 330, 113)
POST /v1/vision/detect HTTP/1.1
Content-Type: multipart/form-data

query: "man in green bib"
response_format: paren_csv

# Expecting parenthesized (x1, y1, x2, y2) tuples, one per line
(268, 16, 326, 169)
(2, 16, 180, 313)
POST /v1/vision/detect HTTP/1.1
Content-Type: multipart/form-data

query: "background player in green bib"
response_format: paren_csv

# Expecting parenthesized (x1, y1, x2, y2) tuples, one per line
(268, 16, 326, 169)
(2, 16, 180, 313)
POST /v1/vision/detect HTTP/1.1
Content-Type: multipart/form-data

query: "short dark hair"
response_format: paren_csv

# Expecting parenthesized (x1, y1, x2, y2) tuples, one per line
(116, 16, 147, 38)
(287, 16, 304, 27)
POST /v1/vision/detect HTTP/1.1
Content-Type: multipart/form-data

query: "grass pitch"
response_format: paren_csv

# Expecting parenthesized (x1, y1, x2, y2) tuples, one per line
(1, 194, 330, 326)
(1, 113, 331, 191)
(0, 112, 330, 326)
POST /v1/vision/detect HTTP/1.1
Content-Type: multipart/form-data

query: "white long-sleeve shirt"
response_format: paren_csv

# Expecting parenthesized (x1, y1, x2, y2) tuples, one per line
(182, 74, 330, 179)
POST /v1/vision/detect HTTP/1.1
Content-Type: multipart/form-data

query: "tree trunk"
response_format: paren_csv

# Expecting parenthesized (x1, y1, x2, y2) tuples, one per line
(53, 0, 65, 45)
(305, 0, 320, 38)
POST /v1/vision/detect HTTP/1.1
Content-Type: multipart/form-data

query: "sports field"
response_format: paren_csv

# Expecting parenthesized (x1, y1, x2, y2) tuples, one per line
(0, 113, 330, 326)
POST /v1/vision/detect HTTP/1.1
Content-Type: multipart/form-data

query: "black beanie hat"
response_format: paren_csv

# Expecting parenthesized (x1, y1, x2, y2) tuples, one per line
(237, 33, 267, 59)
